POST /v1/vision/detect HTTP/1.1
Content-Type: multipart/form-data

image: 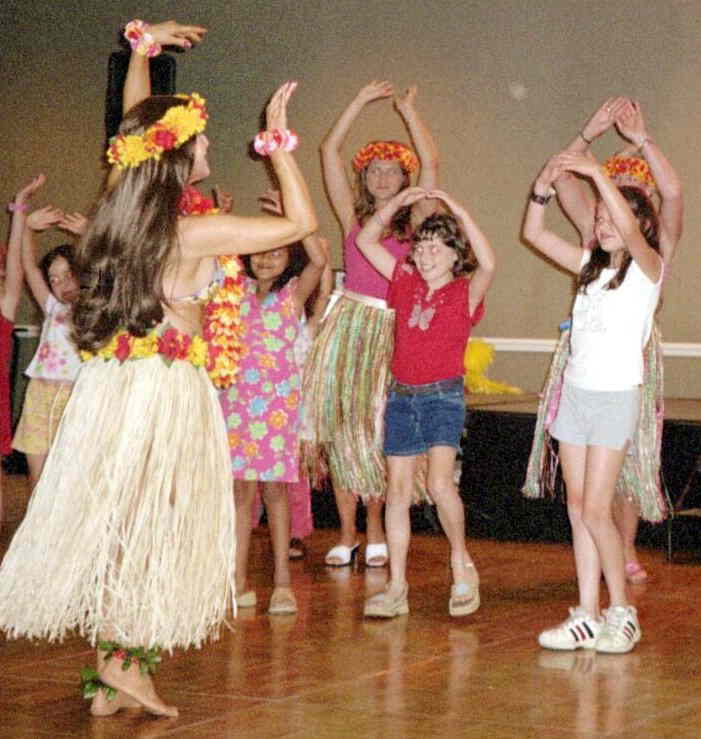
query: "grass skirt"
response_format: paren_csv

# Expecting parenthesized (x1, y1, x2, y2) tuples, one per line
(522, 326, 668, 523)
(302, 292, 394, 500)
(0, 356, 235, 651)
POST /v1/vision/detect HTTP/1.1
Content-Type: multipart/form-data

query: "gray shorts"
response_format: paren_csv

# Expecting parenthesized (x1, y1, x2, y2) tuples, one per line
(550, 383, 640, 451)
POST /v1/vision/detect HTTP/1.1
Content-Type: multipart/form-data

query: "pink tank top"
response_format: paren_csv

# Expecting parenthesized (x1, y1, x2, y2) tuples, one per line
(343, 221, 411, 300)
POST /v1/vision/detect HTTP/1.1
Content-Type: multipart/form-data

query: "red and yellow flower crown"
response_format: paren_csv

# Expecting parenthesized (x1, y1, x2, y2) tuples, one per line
(352, 140, 418, 174)
(603, 154, 657, 198)
(107, 93, 208, 170)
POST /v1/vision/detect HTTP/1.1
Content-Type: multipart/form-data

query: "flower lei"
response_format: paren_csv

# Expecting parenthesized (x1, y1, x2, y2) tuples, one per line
(80, 641, 162, 701)
(80, 187, 245, 385)
(603, 154, 657, 198)
(352, 140, 418, 173)
(80, 325, 208, 368)
(178, 186, 246, 389)
(106, 93, 208, 170)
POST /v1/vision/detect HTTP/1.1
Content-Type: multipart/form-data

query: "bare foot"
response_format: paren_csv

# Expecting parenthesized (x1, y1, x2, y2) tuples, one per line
(99, 658, 178, 718)
(90, 688, 143, 716)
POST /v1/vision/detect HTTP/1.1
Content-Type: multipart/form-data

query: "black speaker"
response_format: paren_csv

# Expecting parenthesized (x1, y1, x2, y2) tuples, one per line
(105, 51, 177, 142)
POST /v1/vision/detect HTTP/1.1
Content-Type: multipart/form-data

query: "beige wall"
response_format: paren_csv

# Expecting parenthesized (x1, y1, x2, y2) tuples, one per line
(2, 0, 698, 393)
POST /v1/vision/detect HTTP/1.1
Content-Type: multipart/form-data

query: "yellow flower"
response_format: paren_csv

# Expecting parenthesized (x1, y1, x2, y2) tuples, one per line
(131, 332, 158, 358)
(188, 336, 208, 366)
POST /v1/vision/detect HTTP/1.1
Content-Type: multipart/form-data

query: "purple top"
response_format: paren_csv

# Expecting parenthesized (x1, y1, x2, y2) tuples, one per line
(343, 221, 411, 300)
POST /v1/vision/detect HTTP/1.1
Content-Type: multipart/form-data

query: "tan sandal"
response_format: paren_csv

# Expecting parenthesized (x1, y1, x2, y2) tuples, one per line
(268, 586, 298, 615)
(449, 561, 480, 617)
(363, 584, 409, 618)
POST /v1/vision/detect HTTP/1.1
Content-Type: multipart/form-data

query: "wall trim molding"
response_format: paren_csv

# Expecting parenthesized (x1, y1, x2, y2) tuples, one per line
(480, 337, 701, 358)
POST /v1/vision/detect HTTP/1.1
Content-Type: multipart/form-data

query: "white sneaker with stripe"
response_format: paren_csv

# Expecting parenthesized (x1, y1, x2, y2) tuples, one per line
(538, 607, 602, 650)
(595, 605, 641, 654)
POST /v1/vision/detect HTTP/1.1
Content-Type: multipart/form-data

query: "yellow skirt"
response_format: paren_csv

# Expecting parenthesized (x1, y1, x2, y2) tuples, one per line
(13, 378, 73, 455)
(0, 356, 235, 651)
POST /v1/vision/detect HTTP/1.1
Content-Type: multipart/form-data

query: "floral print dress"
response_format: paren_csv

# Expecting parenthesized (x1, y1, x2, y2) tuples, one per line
(219, 277, 301, 482)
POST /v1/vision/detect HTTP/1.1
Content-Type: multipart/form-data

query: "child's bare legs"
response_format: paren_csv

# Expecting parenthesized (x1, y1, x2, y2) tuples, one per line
(261, 482, 291, 588)
(330, 487, 358, 554)
(581, 445, 628, 607)
(560, 442, 601, 616)
(25, 452, 47, 491)
(326, 488, 385, 564)
(233, 480, 257, 595)
(384, 455, 416, 595)
(426, 446, 476, 587)
(559, 442, 628, 614)
(613, 496, 646, 581)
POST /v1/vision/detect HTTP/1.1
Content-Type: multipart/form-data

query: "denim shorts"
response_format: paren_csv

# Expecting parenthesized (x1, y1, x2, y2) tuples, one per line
(383, 377, 465, 456)
(550, 383, 640, 451)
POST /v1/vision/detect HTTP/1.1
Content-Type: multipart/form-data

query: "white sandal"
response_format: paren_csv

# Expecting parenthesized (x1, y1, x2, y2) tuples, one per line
(324, 542, 359, 567)
(364, 542, 388, 567)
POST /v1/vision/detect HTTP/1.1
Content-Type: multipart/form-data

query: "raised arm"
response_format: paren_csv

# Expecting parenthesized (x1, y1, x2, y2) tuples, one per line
(523, 155, 584, 274)
(122, 20, 206, 114)
(320, 81, 394, 235)
(356, 187, 427, 280)
(554, 98, 629, 243)
(2, 175, 46, 320)
(180, 82, 317, 258)
(559, 151, 661, 283)
(258, 189, 326, 316)
(23, 205, 64, 310)
(615, 100, 683, 262)
(394, 85, 439, 222)
(426, 190, 496, 316)
(308, 237, 334, 331)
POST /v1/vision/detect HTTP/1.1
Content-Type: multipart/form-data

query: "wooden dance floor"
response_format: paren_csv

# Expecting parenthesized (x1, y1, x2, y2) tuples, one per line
(2, 473, 701, 737)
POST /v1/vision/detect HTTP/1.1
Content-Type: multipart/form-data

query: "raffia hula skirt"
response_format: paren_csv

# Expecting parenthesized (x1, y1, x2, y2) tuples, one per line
(0, 355, 235, 652)
(302, 290, 394, 500)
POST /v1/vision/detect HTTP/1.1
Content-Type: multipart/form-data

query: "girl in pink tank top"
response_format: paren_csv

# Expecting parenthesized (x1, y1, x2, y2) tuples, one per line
(303, 81, 440, 570)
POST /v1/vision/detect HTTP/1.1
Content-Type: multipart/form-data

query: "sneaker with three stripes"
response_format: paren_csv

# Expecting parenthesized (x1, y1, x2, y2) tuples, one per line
(538, 606, 602, 650)
(595, 605, 641, 653)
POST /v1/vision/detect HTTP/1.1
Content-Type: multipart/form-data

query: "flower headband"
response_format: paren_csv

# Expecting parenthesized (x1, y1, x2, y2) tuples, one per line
(352, 140, 418, 174)
(107, 93, 208, 170)
(603, 154, 657, 198)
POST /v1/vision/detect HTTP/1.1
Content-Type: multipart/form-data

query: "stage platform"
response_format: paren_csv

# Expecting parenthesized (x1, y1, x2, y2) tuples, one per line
(461, 394, 701, 554)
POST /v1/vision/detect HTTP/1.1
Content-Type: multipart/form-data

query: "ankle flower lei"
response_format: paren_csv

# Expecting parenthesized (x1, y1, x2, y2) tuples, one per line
(81, 641, 162, 700)
(107, 93, 208, 170)
(178, 186, 246, 389)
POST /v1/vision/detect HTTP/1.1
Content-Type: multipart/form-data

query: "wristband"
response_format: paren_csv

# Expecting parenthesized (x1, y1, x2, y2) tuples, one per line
(637, 136, 653, 150)
(579, 131, 593, 145)
(7, 202, 28, 213)
(253, 129, 299, 156)
(124, 19, 162, 58)
(530, 190, 552, 206)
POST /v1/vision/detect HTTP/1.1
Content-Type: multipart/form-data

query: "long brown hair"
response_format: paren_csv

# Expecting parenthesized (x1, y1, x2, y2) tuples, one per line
(578, 186, 660, 292)
(72, 96, 196, 351)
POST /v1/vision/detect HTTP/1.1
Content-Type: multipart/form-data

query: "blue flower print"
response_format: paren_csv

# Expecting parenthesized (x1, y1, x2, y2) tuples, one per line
(276, 380, 291, 397)
(248, 396, 269, 417)
(244, 368, 260, 384)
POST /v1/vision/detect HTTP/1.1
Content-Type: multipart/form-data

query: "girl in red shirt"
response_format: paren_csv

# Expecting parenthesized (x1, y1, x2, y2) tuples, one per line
(356, 187, 496, 618)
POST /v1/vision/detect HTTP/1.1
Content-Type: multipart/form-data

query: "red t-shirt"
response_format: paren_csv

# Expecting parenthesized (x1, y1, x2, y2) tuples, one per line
(387, 260, 484, 385)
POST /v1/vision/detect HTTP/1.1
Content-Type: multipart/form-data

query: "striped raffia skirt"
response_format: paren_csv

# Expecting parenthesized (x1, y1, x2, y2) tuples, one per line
(0, 355, 235, 652)
(302, 290, 394, 501)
